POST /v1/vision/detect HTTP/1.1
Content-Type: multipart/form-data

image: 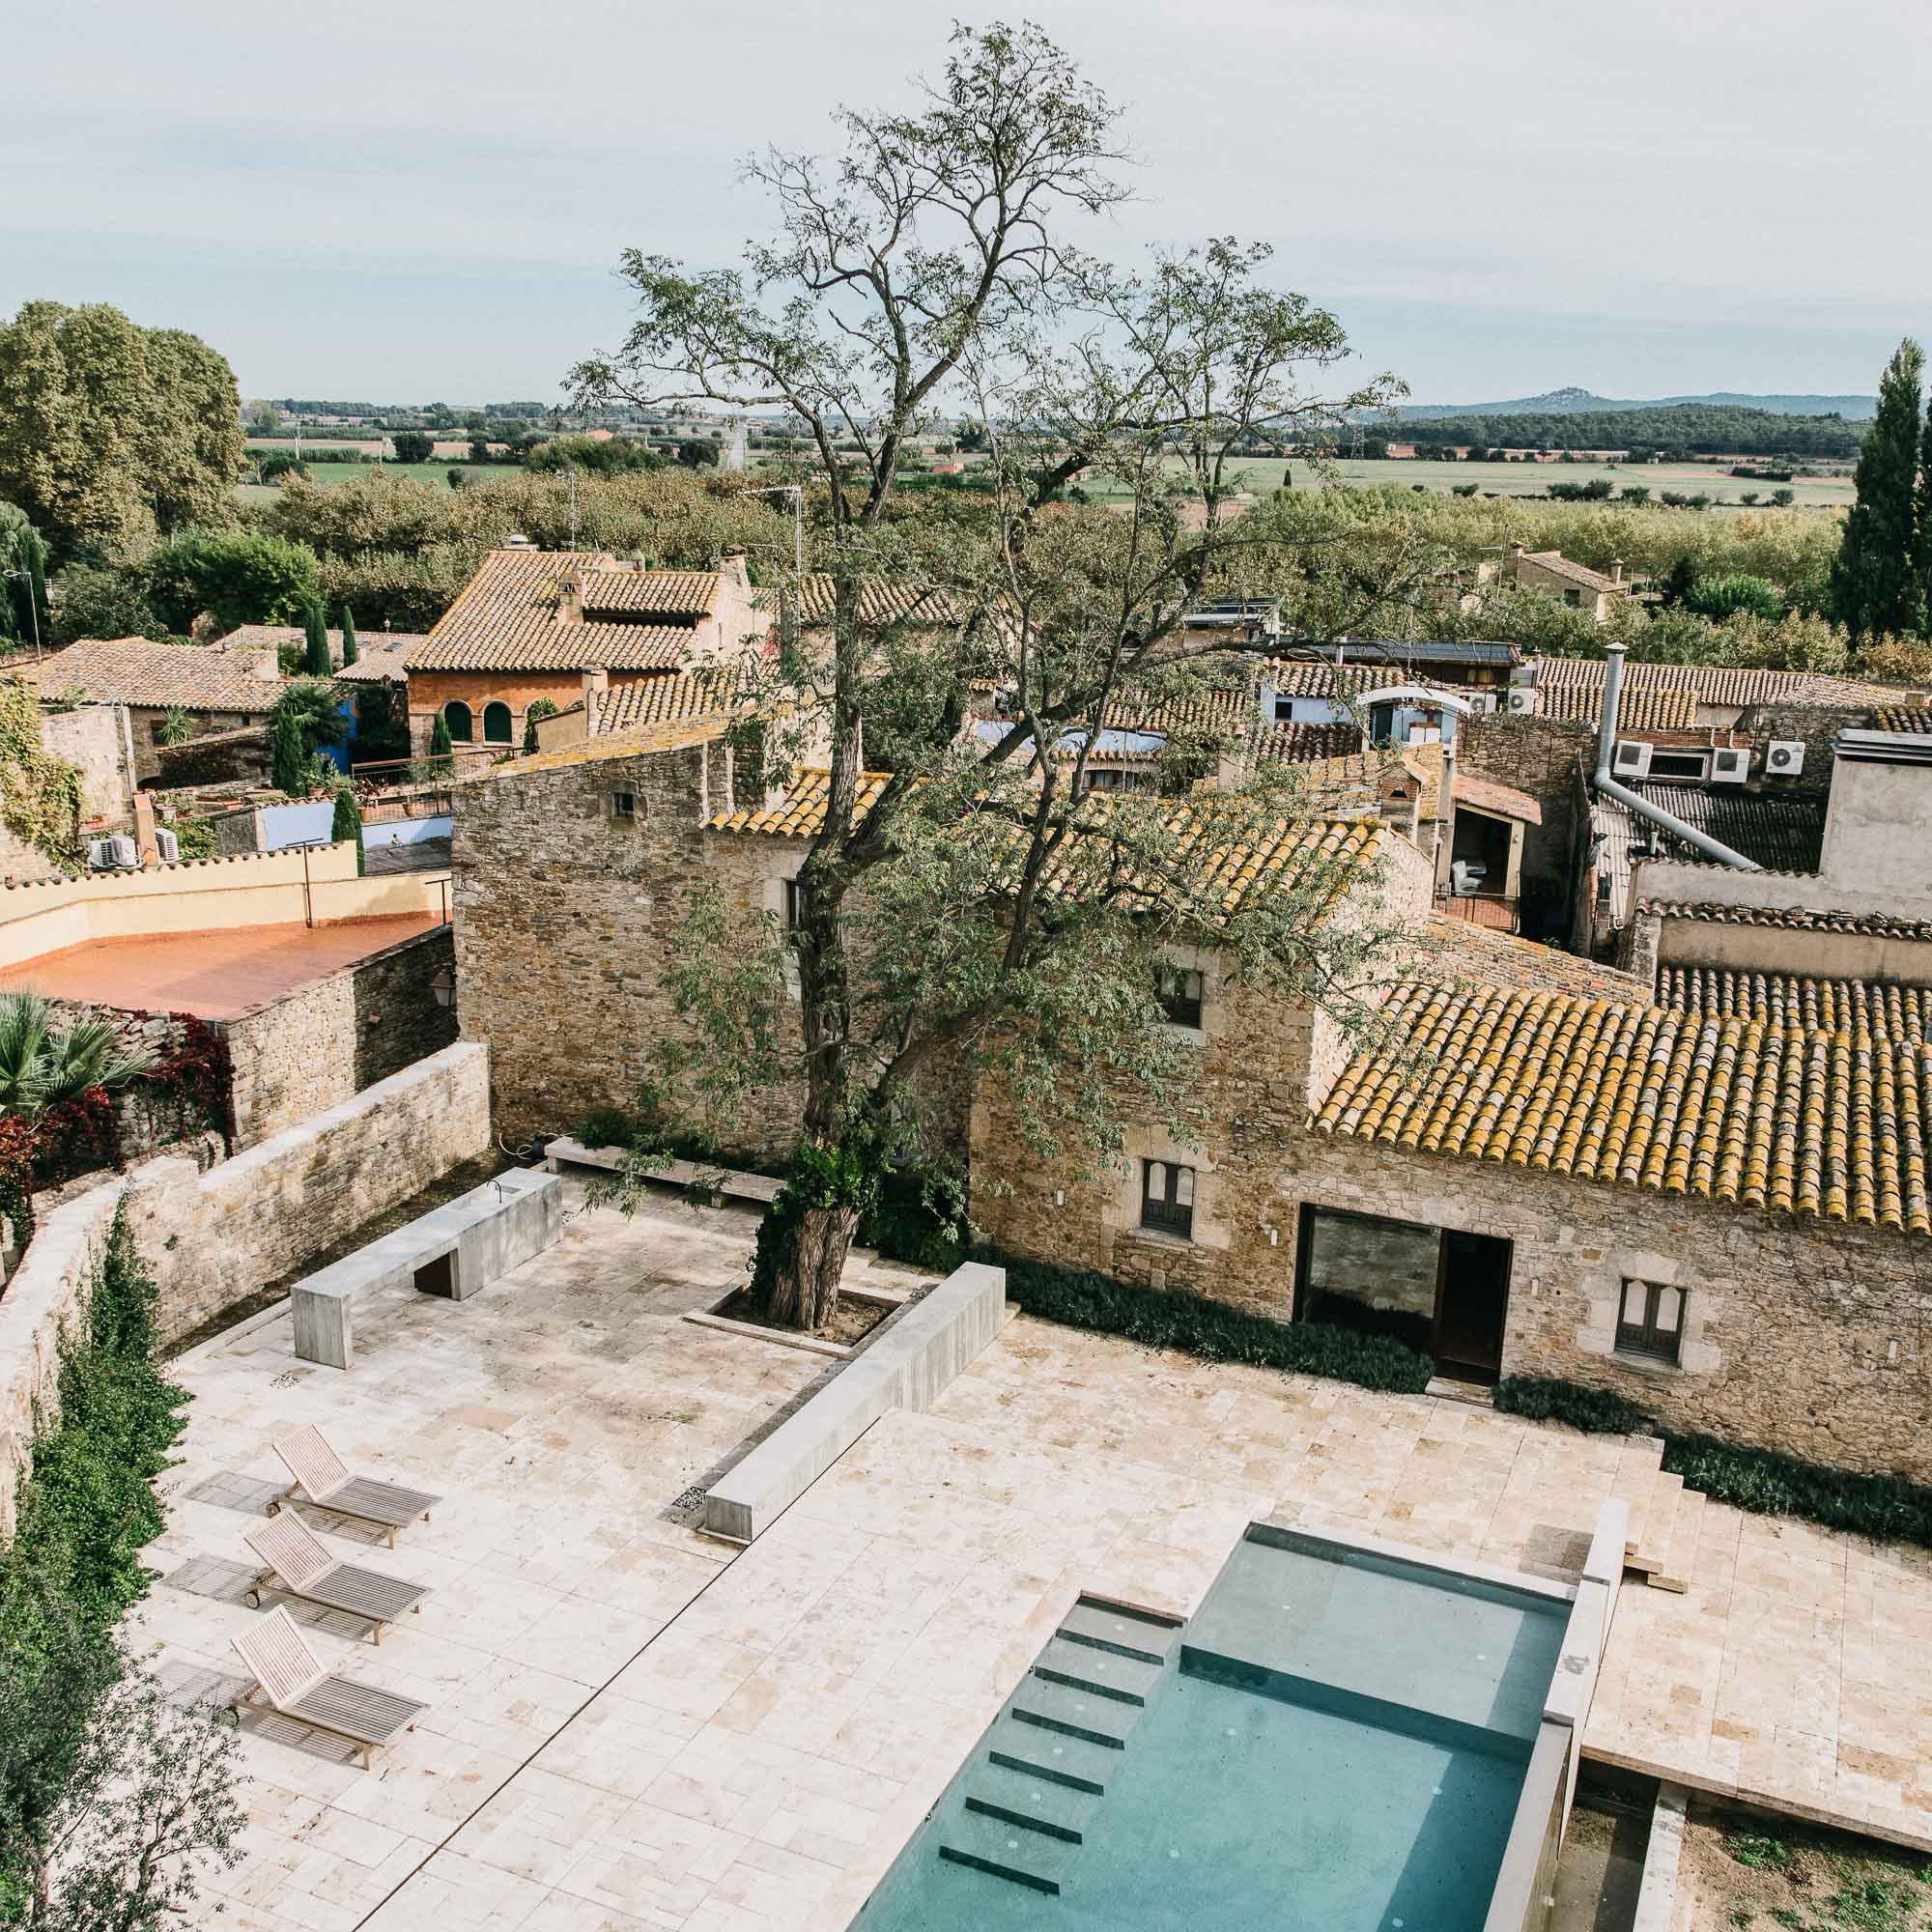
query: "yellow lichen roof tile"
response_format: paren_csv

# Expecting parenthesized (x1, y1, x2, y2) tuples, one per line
(591, 668, 742, 734)
(1313, 977, 1932, 1240)
(474, 714, 731, 781)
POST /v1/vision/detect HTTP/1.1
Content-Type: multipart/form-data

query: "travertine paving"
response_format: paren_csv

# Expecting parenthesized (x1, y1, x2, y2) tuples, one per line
(146, 1185, 1932, 1932)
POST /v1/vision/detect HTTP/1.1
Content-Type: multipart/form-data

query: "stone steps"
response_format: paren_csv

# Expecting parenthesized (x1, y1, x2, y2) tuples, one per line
(1648, 1484, 1704, 1594)
(1611, 1435, 1668, 1563)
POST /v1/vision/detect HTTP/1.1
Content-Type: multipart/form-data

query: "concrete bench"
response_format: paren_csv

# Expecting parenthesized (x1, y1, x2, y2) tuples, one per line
(703, 1261, 1007, 1543)
(292, 1167, 561, 1370)
(542, 1138, 784, 1206)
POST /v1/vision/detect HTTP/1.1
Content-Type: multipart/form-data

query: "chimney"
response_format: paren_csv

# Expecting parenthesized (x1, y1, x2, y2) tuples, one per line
(580, 664, 609, 728)
(1610, 557, 1624, 584)
(132, 791, 160, 867)
(1510, 543, 1526, 559)
(557, 570, 586, 624)
(719, 549, 751, 593)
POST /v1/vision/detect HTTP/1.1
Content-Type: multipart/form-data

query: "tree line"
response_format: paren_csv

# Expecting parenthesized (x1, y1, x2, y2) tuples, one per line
(1400, 402, 1862, 460)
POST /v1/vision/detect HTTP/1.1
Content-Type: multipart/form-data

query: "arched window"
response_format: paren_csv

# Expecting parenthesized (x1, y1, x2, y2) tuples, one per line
(444, 701, 472, 742)
(482, 701, 514, 744)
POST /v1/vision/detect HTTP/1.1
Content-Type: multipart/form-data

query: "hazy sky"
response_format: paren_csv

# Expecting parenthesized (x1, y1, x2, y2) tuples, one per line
(8, 0, 1928, 407)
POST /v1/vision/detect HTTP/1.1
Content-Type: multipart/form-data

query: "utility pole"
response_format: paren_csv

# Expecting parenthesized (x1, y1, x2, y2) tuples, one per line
(2, 567, 43, 663)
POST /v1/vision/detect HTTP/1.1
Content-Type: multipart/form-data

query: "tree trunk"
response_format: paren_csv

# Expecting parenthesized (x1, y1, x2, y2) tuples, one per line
(764, 1203, 859, 1334)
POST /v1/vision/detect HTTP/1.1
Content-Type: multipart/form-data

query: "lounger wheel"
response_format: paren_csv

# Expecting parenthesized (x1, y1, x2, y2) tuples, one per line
(245, 1590, 262, 1609)
(265, 1499, 282, 1518)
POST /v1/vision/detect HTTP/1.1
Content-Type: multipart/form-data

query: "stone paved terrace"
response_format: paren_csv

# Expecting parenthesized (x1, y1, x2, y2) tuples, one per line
(0, 913, 444, 1018)
(138, 1181, 1932, 1932)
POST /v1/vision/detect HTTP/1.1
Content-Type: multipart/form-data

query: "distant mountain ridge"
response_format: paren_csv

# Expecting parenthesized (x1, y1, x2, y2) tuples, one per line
(1396, 384, 1874, 422)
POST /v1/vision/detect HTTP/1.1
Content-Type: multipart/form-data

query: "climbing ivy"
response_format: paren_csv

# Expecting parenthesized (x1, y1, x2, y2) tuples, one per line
(0, 681, 83, 871)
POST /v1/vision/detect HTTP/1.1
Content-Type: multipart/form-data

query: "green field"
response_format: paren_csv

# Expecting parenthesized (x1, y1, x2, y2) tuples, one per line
(237, 460, 469, 504)
(1077, 455, 1852, 511)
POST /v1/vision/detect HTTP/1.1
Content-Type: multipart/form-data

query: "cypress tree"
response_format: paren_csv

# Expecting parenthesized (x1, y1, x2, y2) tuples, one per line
(270, 705, 305, 795)
(302, 601, 331, 677)
(1829, 338, 1926, 643)
(429, 713, 453, 775)
(331, 785, 365, 875)
(1917, 409, 1932, 641)
(340, 607, 359, 666)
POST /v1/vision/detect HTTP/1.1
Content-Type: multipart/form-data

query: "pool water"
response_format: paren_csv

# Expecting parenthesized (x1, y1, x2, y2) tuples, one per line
(854, 1525, 1569, 1932)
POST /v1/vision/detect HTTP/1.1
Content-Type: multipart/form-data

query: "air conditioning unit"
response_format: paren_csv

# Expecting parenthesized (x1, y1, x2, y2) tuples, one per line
(1507, 686, 1539, 716)
(1611, 740, 1653, 779)
(88, 835, 138, 871)
(1710, 746, 1749, 785)
(154, 827, 180, 862)
(1765, 738, 1806, 777)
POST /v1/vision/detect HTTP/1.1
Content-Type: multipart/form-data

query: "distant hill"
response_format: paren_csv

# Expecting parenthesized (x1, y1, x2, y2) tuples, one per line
(1396, 385, 1874, 422)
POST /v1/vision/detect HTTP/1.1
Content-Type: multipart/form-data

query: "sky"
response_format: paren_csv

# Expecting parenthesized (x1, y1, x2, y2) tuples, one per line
(7, 0, 1929, 408)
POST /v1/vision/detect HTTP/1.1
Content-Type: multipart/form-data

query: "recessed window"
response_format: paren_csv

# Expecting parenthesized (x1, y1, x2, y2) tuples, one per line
(1141, 1159, 1195, 1238)
(1564, 588, 1582, 609)
(783, 877, 803, 928)
(1616, 1279, 1684, 1364)
(1157, 965, 1204, 1029)
(482, 700, 514, 744)
(611, 784, 639, 823)
(1646, 750, 1709, 781)
(1082, 767, 1152, 794)
(444, 701, 473, 743)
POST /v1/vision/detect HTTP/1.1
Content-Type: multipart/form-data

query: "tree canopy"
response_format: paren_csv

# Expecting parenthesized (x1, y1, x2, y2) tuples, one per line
(141, 529, 321, 637)
(0, 303, 244, 565)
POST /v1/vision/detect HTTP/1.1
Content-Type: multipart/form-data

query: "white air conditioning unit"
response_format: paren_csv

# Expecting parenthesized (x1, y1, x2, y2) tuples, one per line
(88, 835, 138, 871)
(1765, 738, 1806, 777)
(1611, 740, 1653, 779)
(154, 827, 180, 862)
(1710, 746, 1749, 785)
(1469, 690, 1499, 715)
(1507, 686, 1539, 716)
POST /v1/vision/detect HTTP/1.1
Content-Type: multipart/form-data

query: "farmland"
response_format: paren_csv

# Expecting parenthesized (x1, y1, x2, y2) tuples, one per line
(236, 459, 472, 504)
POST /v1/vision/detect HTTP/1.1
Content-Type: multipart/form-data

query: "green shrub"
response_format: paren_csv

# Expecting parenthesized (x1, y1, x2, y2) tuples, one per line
(1492, 1375, 1654, 1436)
(1000, 1256, 1433, 1394)
(572, 1106, 637, 1151)
(858, 1161, 968, 1273)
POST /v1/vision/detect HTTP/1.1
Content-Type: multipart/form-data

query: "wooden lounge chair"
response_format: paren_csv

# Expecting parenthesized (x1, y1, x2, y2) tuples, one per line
(269, 1425, 440, 1547)
(230, 1607, 426, 1769)
(243, 1510, 431, 1643)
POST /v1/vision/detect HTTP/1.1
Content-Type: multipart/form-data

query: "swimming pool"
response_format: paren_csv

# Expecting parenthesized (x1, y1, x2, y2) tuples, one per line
(853, 1520, 1577, 1931)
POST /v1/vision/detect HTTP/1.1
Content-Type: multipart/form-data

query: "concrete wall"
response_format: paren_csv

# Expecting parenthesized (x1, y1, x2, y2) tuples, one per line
(0, 843, 449, 970)
(0, 1181, 126, 1548)
(121, 1039, 493, 1347)
(1820, 753, 1932, 904)
(223, 923, 458, 1148)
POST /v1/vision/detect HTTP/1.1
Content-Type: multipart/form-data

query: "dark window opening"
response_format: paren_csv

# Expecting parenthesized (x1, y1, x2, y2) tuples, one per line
(1564, 587, 1582, 608)
(1140, 1159, 1195, 1238)
(1158, 965, 1204, 1028)
(482, 700, 514, 744)
(1645, 751, 1708, 781)
(611, 785, 639, 823)
(1274, 696, 1293, 721)
(783, 877, 802, 927)
(443, 701, 473, 743)
(1082, 766, 1153, 794)
(1616, 1279, 1683, 1364)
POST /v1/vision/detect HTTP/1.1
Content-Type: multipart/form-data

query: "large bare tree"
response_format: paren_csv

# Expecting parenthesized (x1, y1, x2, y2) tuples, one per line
(574, 22, 1430, 1329)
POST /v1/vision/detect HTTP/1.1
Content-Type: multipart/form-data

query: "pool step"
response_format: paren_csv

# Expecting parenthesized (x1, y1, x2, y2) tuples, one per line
(1032, 1635, 1163, 1706)
(939, 1806, 1078, 1894)
(1056, 1596, 1184, 1668)
(989, 1722, 1121, 1794)
(1011, 1676, 1139, 1749)
(964, 1761, 1100, 1843)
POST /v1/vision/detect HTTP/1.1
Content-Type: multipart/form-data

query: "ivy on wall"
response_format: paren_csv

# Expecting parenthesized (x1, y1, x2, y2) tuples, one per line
(0, 680, 84, 871)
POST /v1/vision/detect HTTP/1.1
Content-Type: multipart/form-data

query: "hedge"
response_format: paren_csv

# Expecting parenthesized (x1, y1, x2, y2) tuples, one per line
(1001, 1255, 1434, 1395)
(1492, 1375, 1932, 1549)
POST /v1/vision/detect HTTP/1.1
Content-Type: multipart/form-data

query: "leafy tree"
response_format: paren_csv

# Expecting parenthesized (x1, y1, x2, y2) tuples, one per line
(270, 680, 344, 763)
(1771, 488, 1795, 508)
(269, 701, 306, 794)
(348, 680, 410, 767)
(0, 502, 50, 648)
(45, 564, 158, 647)
(142, 529, 321, 636)
(0, 302, 243, 563)
(301, 601, 331, 676)
(1685, 572, 1785, 623)
(331, 785, 365, 874)
(523, 696, 559, 752)
(572, 22, 1406, 1330)
(526, 434, 662, 477)
(674, 439, 721, 469)
(390, 430, 435, 464)
(339, 606, 358, 665)
(1829, 338, 1925, 643)
(257, 450, 306, 483)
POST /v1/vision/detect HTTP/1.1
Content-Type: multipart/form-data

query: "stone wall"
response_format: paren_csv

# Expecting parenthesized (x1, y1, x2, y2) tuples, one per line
(43, 701, 136, 830)
(1457, 714, 1595, 940)
(122, 1039, 493, 1347)
(1737, 701, 1859, 789)
(225, 924, 457, 1147)
(1424, 916, 1651, 1001)
(970, 972, 1932, 1483)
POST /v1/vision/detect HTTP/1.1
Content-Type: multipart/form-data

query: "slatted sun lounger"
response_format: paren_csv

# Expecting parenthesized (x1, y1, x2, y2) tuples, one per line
(270, 1425, 440, 1547)
(230, 1607, 426, 1769)
(243, 1510, 431, 1643)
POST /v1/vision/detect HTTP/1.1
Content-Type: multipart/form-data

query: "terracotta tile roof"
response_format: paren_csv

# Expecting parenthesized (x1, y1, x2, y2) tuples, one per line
(27, 638, 289, 712)
(1293, 743, 1443, 819)
(334, 639, 416, 684)
(474, 714, 732, 781)
(1526, 655, 1918, 714)
(406, 550, 700, 673)
(1251, 722, 1366, 765)
(1315, 979, 1932, 1236)
(1661, 967, 1932, 1043)
(216, 625, 428, 679)
(1874, 705, 1932, 733)
(591, 669, 742, 735)
(1264, 661, 1384, 700)
(1636, 898, 1932, 941)
(1453, 771, 1543, 824)
(1536, 678, 1698, 731)
(1516, 551, 1625, 594)
(708, 770, 1384, 925)
(786, 575, 962, 628)
(583, 569, 720, 616)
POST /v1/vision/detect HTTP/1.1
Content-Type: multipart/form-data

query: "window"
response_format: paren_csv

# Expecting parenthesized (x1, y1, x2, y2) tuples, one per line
(482, 700, 514, 744)
(1616, 1279, 1684, 1364)
(1646, 750, 1709, 781)
(783, 878, 803, 928)
(1081, 766, 1152, 794)
(443, 701, 473, 743)
(1563, 587, 1582, 609)
(1274, 696, 1293, 722)
(1157, 965, 1204, 1028)
(610, 783, 639, 823)
(1140, 1159, 1195, 1238)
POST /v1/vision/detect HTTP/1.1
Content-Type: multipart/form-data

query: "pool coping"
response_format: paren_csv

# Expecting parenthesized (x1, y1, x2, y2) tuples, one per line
(1249, 1515, 1578, 1608)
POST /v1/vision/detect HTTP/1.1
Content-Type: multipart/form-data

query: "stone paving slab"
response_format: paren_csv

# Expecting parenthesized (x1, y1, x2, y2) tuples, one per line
(143, 1184, 1932, 1931)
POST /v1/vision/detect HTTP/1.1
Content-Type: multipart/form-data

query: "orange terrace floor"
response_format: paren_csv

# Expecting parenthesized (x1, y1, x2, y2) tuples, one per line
(0, 914, 443, 1020)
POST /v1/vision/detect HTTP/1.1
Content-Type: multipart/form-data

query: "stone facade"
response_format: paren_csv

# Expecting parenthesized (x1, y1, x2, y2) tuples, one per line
(123, 1040, 492, 1346)
(42, 702, 137, 831)
(1457, 714, 1594, 941)
(225, 924, 458, 1148)
(1425, 917, 1651, 1001)
(970, 961, 1932, 1483)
